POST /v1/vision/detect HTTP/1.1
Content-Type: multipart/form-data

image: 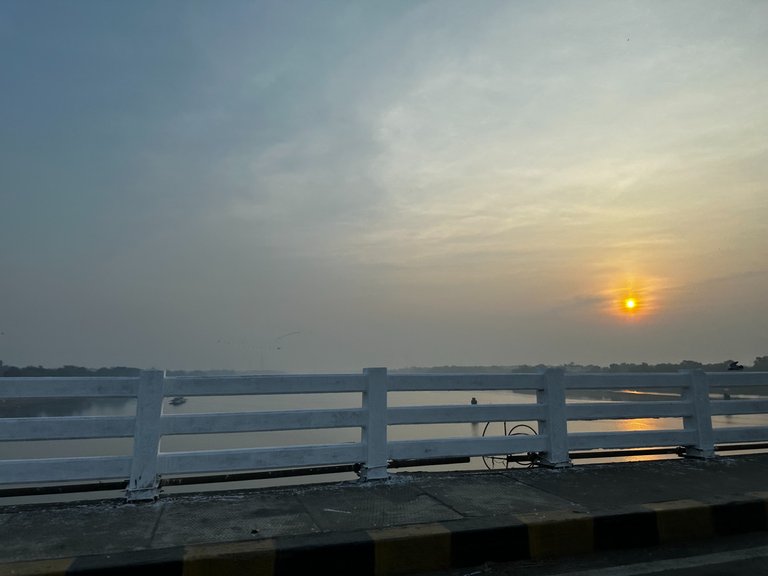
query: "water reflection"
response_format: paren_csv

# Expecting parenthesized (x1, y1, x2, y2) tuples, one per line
(613, 418, 681, 432)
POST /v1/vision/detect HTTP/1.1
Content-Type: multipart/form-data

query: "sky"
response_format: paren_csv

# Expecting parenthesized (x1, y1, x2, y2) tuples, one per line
(1, 1, 767, 373)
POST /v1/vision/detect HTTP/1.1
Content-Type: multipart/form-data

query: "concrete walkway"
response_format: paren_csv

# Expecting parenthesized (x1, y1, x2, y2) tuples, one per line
(2, 454, 768, 575)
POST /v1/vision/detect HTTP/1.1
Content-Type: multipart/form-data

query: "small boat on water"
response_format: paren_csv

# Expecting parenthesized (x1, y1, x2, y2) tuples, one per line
(169, 396, 187, 406)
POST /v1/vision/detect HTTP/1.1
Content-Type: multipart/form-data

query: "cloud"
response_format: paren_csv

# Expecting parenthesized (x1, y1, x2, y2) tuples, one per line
(1, 1, 767, 370)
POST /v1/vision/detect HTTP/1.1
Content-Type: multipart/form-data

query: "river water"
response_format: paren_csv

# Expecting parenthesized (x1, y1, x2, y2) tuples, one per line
(2, 388, 767, 504)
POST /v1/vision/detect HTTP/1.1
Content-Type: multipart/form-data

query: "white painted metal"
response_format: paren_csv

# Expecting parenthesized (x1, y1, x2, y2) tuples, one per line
(568, 429, 695, 450)
(388, 404, 544, 425)
(0, 416, 135, 440)
(710, 399, 768, 415)
(682, 370, 715, 458)
(161, 409, 365, 435)
(0, 456, 132, 483)
(706, 372, 768, 387)
(713, 427, 768, 443)
(126, 370, 165, 501)
(360, 367, 389, 480)
(165, 374, 366, 396)
(159, 444, 364, 475)
(389, 435, 547, 460)
(538, 369, 571, 467)
(2, 369, 768, 497)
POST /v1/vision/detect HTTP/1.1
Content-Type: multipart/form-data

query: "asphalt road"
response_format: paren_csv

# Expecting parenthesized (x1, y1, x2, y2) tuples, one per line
(425, 532, 768, 576)
(4, 456, 768, 575)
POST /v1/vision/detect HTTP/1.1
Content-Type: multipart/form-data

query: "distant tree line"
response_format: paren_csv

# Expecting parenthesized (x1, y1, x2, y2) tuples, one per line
(0, 362, 247, 377)
(396, 356, 768, 374)
(0, 363, 141, 377)
(2, 357, 768, 377)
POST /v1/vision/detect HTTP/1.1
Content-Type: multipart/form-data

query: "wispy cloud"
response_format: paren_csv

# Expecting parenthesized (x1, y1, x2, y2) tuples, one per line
(1, 1, 767, 370)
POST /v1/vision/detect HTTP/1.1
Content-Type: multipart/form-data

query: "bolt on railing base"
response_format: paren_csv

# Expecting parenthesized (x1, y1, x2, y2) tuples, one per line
(358, 464, 389, 481)
(683, 447, 716, 459)
(125, 486, 160, 502)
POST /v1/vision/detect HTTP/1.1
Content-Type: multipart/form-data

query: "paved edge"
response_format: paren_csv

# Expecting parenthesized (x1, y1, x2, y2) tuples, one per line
(1, 495, 767, 576)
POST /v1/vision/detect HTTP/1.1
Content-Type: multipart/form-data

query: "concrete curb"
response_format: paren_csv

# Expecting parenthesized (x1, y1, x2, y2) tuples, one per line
(2, 494, 767, 576)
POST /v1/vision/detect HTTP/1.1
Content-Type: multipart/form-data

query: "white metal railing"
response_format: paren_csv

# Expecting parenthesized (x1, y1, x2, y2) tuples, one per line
(1, 368, 767, 501)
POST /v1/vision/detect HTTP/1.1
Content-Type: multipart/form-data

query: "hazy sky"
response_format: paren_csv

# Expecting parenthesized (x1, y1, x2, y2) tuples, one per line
(2, 1, 767, 372)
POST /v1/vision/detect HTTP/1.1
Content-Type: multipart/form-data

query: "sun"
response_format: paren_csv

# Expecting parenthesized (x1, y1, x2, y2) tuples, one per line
(620, 295, 641, 315)
(605, 275, 660, 319)
(616, 290, 648, 317)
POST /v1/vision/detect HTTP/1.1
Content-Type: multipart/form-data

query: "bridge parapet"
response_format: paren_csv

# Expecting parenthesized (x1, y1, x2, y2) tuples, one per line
(1, 369, 767, 501)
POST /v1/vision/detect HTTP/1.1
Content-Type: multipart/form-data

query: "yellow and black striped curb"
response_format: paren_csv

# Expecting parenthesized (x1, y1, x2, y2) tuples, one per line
(3, 494, 768, 576)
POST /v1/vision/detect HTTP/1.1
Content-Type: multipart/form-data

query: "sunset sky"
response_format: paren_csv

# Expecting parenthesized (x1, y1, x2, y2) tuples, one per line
(2, 1, 767, 372)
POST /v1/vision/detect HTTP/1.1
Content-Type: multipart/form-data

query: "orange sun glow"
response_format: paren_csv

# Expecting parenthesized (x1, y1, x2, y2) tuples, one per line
(604, 275, 660, 320)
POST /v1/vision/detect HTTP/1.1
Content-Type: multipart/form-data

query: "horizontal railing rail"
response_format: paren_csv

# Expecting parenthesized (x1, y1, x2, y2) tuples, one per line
(164, 373, 367, 396)
(0, 456, 133, 484)
(158, 444, 365, 476)
(0, 416, 136, 440)
(1, 369, 767, 501)
(568, 429, 696, 451)
(160, 409, 366, 435)
(389, 434, 548, 461)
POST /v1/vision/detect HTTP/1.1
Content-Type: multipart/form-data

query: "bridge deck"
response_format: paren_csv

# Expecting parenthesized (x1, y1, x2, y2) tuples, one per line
(2, 454, 768, 575)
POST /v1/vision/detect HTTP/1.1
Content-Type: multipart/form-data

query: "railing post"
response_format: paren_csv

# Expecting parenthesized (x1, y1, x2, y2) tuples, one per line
(126, 370, 165, 501)
(537, 368, 571, 468)
(360, 367, 389, 481)
(681, 369, 715, 459)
